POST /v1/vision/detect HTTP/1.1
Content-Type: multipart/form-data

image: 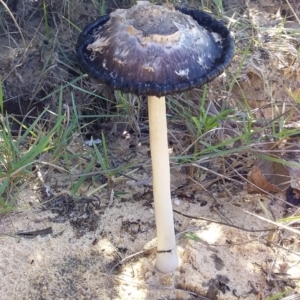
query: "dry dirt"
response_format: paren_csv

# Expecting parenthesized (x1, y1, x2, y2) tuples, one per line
(0, 1, 300, 300)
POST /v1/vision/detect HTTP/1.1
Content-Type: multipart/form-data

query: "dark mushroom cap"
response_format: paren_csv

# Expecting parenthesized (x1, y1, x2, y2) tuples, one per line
(76, 2, 234, 97)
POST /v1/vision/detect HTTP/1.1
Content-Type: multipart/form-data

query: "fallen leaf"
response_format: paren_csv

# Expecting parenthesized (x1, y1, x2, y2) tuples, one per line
(247, 166, 281, 193)
(257, 156, 290, 191)
(248, 141, 291, 193)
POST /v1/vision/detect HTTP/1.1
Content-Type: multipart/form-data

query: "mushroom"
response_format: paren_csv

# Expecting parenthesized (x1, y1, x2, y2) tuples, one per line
(76, 1, 234, 273)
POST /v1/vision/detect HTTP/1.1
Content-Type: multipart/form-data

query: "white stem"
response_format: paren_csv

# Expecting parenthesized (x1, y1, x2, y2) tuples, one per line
(148, 95, 179, 273)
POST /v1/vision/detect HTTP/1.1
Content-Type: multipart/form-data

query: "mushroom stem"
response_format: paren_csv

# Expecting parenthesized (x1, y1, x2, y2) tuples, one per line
(148, 95, 179, 273)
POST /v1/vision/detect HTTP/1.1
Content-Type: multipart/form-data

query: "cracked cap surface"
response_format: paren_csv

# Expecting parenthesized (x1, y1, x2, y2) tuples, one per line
(76, 2, 235, 97)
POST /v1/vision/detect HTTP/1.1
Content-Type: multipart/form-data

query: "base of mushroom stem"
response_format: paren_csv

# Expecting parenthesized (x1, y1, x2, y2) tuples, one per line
(155, 248, 179, 273)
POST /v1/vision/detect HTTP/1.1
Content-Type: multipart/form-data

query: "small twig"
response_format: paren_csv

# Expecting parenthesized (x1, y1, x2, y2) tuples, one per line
(173, 209, 282, 233)
(0, 0, 26, 49)
(244, 210, 300, 235)
(191, 163, 245, 187)
(285, 0, 300, 24)
(109, 247, 155, 274)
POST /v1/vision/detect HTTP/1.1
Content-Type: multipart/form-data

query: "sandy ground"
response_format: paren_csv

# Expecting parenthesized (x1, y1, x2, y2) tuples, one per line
(0, 165, 299, 299)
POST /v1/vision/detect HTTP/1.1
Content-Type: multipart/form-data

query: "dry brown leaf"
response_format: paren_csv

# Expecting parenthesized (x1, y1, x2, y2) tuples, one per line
(249, 142, 291, 193)
(247, 166, 281, 193)
(257, 157, 290, 191)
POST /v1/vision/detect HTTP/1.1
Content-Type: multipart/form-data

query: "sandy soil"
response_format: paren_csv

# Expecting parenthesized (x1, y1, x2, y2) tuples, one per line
(1, 174, 298, 300)
(0, 0, 300, 299)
